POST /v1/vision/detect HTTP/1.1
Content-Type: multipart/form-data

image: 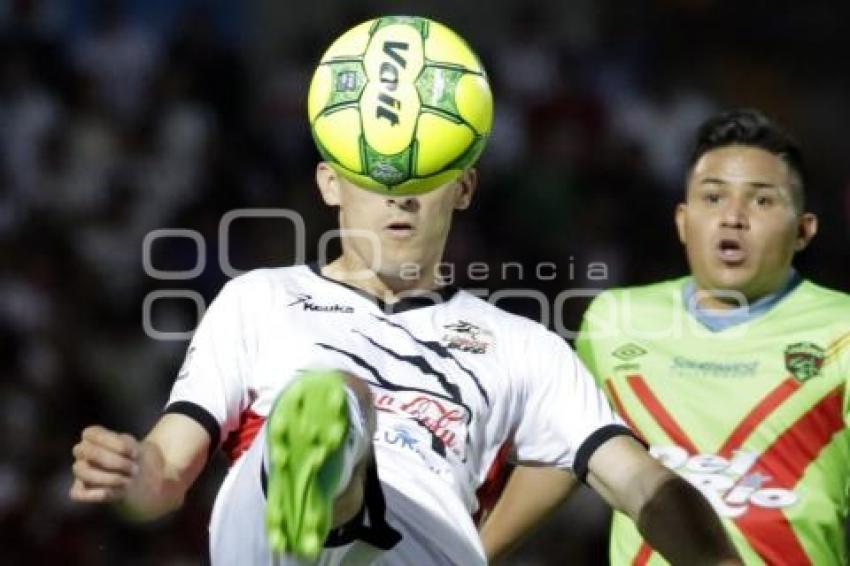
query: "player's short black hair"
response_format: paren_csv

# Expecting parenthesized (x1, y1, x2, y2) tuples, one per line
(688, 108, 807, 210)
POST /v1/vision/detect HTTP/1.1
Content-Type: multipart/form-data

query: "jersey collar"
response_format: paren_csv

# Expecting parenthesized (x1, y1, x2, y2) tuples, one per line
(683, 269, 803, 332)
(307, 262, 459, 314)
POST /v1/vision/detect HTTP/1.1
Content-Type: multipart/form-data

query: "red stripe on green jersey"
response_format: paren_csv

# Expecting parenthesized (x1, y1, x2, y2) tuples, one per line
(734, 387, 844, 565)
(605, 380, 645, 442)
(627, 374, 700, 455)
(718, 378, 800, 459)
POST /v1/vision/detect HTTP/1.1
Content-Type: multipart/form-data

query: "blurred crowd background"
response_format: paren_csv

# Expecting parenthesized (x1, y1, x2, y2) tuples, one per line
(2, 0, 849, 564)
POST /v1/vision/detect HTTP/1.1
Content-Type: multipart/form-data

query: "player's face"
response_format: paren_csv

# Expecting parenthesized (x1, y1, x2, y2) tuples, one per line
(675, 145, 817, 308)
(316, 164, 476, 279)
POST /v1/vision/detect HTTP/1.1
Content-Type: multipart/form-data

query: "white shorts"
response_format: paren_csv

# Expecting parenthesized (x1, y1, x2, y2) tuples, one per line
(208, 423, 485, 566)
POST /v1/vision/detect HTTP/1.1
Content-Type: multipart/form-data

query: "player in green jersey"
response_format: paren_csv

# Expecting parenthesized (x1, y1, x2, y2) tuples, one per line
(481, 108, 850, 565)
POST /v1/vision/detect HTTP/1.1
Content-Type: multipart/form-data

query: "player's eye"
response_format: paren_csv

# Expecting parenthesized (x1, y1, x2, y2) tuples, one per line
(703, 192, 722, 205)
(755, 195, 773, 207)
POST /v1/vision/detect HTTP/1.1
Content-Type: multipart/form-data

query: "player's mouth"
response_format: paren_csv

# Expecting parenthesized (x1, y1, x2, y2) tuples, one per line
(384, 221, 416, 239)
(716, 238, 746, 264)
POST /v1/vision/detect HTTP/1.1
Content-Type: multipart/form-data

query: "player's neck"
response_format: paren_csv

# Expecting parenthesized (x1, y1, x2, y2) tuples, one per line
(322, 255, 446, 303)
(690, 271, 798, 311)
(691, 289, 751, 311)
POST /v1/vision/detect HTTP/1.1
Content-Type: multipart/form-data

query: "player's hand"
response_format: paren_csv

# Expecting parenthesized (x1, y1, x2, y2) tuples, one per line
(70, 425, 140, 503)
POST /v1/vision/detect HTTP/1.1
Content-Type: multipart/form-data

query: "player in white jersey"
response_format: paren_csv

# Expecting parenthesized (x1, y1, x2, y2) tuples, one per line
(181, 261, 633, 564)
(70, 160, 742, 565)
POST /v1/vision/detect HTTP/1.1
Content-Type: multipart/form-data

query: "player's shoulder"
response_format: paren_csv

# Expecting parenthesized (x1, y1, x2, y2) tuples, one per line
(791, 280, 850, 334)
(795, 279, 850, 311)
(584, 277, 687, 321)
(217, 265, 313, 304)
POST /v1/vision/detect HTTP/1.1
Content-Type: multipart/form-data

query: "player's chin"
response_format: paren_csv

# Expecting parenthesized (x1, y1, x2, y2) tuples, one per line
(708, 269, 757, 303)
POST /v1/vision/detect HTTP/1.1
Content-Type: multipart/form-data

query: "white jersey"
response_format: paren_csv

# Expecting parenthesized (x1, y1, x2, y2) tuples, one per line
(167, 265, 627, 564)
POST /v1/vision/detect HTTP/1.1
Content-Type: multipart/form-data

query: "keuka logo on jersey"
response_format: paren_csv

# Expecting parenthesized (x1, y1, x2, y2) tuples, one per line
(288, 294, 354, 313)
(441, 320, 493, 354)
(784, 342, 825, 382)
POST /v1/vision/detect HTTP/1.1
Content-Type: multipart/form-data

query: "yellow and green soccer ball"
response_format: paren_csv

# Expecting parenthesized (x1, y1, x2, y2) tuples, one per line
(307, 16, 493, 195)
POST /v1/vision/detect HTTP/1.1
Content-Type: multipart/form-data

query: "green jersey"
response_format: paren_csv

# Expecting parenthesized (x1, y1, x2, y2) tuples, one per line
(576, 277, 850, 566)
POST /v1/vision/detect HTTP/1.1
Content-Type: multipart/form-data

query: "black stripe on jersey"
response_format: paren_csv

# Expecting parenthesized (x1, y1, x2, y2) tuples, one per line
(163, 401, 220, 463)
(573, 424, 646, 484)
(417, 418, 448, 457)
(353, 330, 464, 408)
(316, 342, 472, 418)
(372, 315, 490, 406)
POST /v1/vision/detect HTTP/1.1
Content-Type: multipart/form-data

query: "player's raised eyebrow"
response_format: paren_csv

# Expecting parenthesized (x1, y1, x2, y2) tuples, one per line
(698, 177, 779, 189)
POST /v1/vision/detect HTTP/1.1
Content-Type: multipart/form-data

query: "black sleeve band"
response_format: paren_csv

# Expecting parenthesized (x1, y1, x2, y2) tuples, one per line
(573, 424, 646, 484)
(163, 401, 221, 463)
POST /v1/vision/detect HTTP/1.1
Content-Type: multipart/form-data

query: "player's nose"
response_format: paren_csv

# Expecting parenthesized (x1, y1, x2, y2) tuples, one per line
(719, 196, 748, 230)
(386, 197, 420, 213)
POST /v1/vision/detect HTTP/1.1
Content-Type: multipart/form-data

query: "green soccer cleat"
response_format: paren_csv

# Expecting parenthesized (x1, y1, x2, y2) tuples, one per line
(265, 369, 353, 560)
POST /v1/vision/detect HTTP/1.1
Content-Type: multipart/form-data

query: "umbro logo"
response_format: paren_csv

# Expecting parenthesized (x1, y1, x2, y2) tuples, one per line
(612, 343, 647, 361)
(288, 294, 354, 313)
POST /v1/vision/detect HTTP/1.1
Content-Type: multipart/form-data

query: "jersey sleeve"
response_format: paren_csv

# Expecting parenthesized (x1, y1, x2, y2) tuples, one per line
(164, 276, 260, 455)
(511, 326, 634, 481)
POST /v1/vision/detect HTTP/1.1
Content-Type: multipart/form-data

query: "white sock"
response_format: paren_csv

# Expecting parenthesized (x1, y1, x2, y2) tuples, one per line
(334, 385, 369, 497)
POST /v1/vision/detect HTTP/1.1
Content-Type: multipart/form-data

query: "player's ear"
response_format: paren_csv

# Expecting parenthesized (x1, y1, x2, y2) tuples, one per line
(674, 203, 688, 245)
(316, 162, 342, 206)
(794, 212, 818, 252)
(454, 169, 478, 211)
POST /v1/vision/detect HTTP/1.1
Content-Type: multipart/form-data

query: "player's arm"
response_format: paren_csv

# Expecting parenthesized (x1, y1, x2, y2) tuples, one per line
(479, 465, 576, 563)
(70, 413, 210, 521)
(481, 307, 606, 562)
(586, 435, 741, 565)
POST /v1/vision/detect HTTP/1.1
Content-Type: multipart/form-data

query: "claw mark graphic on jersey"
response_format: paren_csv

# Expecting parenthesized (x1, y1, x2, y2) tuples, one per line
(353, 330, 464, 405)
(315, 342, 472, 417)
(372, 315, 490, 405)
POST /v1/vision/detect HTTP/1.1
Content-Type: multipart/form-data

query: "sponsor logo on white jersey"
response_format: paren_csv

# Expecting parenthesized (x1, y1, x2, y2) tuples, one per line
(441, 320, 493, 354)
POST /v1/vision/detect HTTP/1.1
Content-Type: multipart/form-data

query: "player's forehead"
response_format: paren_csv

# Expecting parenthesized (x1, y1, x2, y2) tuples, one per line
(689, 145, 794, 189)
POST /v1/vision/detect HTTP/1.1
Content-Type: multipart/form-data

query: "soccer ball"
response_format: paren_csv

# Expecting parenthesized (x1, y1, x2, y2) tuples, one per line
(307, 16, 493, 195)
